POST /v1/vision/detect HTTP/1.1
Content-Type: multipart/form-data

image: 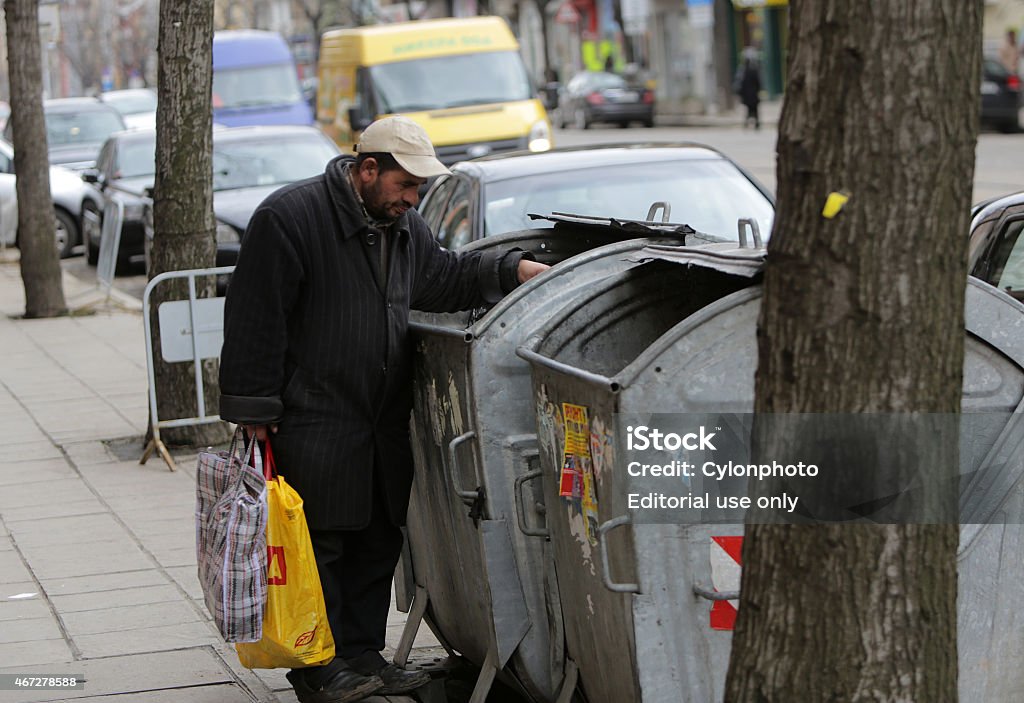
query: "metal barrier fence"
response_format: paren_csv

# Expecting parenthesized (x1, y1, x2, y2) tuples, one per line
(141, 266, 235, 471)
(95, 199, 124, 298)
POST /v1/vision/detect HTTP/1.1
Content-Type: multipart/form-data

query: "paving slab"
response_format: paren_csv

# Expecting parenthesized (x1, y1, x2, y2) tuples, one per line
(73, 620, 220, 659)
(61, 442, 116, 467)
(1, 441, 65, 463)
(0, 478, 97, 511)
(0, 615, 64, 644)
(39, 685, 255, 703)
(62, 599, 203, 637)
(0, 638, 74, 669)
(163, 566, 203, 600)
(2, 498, 107, 523)
(0, 647, 241, 703)
(8, 514, 127, 546)
(0, 549, 34, 584)
(0, 581, 40, 599)
(49, 584, 182, 614)
(0, 460, 79, 487)
(19, 539, 155, 580)
(40, 569, 170, 597)
(148, 546, 198, 569)
(0, 595, 52, 621)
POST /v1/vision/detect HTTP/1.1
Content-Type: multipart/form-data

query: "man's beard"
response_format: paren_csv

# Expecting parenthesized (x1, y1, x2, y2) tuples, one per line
(361, 178, 398, 224)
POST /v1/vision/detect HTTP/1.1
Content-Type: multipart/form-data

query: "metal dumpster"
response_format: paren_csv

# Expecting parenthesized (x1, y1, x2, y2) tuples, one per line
(399, 219, 717, 702)
(517, 241, 1024, 702)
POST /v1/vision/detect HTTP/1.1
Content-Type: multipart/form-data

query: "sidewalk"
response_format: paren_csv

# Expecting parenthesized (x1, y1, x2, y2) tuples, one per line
(655, 97, 782, 128)
(0, 257, 441, 702)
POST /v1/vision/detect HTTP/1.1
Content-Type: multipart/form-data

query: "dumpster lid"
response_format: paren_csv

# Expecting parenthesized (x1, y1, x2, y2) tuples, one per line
(625, 242, 766, 278)
(529, 212, 724, 245)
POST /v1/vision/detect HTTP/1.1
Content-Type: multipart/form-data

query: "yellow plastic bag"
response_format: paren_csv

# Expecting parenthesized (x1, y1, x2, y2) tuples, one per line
(236, 445, 335, 669)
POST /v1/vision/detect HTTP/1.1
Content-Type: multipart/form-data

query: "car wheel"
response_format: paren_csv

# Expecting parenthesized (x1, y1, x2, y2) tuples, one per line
(643, 117, 655, 128)
(618, 121, 630, 129)
(54, 207, 77, 259)
(83, 202, 101, 265)
(574, 107, 590, 130)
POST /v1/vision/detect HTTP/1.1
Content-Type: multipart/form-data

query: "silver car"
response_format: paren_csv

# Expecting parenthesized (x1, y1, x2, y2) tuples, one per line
(0, 138, 89, 258)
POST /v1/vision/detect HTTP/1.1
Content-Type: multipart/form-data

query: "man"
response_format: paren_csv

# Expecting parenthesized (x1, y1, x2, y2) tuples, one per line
(999, 29, 1020, 75)
(219, 116, 547, 703)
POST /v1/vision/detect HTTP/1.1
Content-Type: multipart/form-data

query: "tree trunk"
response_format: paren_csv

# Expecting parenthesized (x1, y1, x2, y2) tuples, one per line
(150, 0, 229, 447)
(713, 0, 734, 112)
(5, 0, 66, 318)
(536, 0, 552, 78)
(725, 2, 981, 701)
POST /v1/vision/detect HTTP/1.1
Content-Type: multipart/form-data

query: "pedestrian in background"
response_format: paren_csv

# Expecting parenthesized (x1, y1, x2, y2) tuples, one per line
(999, 29, 1020, 75)
(737, 47, 763, 130)
(219, 116, 548, 703)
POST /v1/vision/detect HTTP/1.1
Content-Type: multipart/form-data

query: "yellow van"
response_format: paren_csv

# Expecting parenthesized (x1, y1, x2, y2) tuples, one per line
(317, 17, 552, 164)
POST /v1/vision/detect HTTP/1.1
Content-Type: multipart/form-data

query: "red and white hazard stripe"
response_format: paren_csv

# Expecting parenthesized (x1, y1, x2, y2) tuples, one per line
(709, 536, 743, 630)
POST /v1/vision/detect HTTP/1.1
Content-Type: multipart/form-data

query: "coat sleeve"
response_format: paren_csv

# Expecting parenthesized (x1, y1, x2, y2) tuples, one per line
(408, 215, 530, 312)
(218, 205, 304, 424)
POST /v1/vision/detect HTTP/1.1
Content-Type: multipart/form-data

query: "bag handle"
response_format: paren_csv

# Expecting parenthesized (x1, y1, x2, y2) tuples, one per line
(263, 439, 277, 481)
(228, 426, 259, 470)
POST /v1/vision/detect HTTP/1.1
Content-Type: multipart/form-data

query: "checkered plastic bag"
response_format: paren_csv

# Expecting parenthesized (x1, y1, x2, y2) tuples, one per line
(195, 429, 268, 643)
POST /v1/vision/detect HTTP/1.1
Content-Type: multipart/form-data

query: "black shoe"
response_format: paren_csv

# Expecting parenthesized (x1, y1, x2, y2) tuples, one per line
(286, 667, 383, 703)
(375, 662, 431, 695)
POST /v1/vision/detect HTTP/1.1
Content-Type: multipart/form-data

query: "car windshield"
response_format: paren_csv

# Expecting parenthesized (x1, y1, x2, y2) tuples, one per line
(483, 158, 775, 241)
(213, 134, 337, 190)
(369, 51, 532, 112)
(213, 64, 303, 109)
(46, 110, 124, 146)
(118, 139, 156, 179)
(104, 91, 157, 115)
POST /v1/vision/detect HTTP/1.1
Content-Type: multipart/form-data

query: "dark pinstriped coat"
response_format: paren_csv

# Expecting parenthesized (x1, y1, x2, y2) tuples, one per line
(219, 156, 524, 530)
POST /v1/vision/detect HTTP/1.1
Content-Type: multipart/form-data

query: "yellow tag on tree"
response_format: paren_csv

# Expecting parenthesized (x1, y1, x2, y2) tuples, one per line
(236, 475, 335, 669)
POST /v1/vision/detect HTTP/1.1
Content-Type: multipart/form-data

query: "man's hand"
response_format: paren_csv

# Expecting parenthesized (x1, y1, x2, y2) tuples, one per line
(517, 259, 550, 284)
(243, 424, 278, 441)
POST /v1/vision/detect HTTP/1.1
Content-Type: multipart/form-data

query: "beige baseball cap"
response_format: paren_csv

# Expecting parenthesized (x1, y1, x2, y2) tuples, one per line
(355, 116, 451, 178)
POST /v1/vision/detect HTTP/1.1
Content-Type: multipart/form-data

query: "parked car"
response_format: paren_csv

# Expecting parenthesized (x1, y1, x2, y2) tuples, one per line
(100, 88, 158, 130)
(83, 125, 340, 271)
(80, 128, 158, 265)
(0, 138, 88, 258)
(2, 98, 127, 171)
(556, 71, 655, 129)
(969, 190, 1024, 302)
(981, 57, 1021, 133)
(418, 144, 775, 250)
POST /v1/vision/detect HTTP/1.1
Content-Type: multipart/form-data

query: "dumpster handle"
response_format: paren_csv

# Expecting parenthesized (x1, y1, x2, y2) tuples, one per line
(598, 516, 640, 593)
(514, 469, 549, 538)
(693, 584, 740, 601)
(646, 201, 671, 223)
(737, 218, 763, 248)
(448, 431, 481, 503)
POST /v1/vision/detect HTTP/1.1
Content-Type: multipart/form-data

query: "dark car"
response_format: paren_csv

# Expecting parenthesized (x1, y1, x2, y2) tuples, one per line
(981, 57, 1021, 133)
(80, 128, 157, 265)
(556, 71, 654, 129)
(203, 126, 340, 262)
(969, 191, 1024, 302)
(418, 143, 774, 250)
(83, 125, 340, 270)
(2, 97, 127, 171)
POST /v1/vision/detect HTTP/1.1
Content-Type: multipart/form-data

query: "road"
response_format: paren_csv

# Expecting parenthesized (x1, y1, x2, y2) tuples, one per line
(62, 122, 1024, 301)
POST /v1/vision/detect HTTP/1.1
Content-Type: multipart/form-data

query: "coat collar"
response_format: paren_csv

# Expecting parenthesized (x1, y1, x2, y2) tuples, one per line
(325, 156, 411, 240)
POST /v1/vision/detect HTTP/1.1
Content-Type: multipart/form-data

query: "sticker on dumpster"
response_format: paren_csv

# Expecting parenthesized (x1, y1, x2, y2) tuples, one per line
(710, 536, 742, 630)
(561, 403, 600, 546)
